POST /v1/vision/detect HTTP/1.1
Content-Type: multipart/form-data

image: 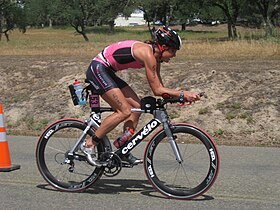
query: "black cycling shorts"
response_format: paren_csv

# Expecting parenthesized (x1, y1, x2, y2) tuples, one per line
(86, 60, 128, 95)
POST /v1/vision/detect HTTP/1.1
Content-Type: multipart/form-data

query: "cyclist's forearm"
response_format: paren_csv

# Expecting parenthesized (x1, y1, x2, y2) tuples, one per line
(152, 86, 181, 97)
(151, 86, 200, 102)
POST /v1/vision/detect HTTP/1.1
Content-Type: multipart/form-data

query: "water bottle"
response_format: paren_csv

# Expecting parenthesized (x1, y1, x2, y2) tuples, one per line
(113, 128, 134, 148)
(73, 80, 87, 105)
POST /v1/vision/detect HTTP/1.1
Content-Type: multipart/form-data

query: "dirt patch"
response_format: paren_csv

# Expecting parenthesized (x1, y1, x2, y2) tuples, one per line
(0, 56, 279, 147)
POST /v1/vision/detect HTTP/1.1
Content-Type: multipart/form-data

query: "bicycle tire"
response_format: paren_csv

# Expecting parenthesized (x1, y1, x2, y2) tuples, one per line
(36, 119, 109, 192)
(144, 123, 219, 199)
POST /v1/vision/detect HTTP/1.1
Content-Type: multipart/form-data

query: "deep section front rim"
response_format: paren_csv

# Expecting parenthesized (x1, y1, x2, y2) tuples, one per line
(144, 124, 219, 199)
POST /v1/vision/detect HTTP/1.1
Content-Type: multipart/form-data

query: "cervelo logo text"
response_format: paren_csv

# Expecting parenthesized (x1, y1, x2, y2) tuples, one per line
(122, 119, 160, 155)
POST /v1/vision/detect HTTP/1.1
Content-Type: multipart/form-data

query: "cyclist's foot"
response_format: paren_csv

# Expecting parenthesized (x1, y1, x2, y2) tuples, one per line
(122, 153, 143, 165)
(80, 141, 97, 160)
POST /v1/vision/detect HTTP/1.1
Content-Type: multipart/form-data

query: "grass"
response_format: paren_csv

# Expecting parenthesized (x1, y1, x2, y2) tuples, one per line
(0, 25, 279, 60)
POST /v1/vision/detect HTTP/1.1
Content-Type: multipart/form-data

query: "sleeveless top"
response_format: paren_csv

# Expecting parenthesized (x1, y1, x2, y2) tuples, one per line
(94, 40, 144, 72)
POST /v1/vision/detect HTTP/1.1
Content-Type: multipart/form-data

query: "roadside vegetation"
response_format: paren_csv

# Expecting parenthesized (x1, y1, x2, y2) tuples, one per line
(0, 25, 279, 61)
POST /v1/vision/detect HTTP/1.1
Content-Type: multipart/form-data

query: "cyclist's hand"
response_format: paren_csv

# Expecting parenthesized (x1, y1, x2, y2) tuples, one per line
(184, 91, 201, 102)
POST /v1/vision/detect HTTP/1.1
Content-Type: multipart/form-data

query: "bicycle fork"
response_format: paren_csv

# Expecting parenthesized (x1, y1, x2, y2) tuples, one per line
(156, 110, 183, 163)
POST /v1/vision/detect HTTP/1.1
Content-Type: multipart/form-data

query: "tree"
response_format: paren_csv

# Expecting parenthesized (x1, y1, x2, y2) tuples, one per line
(247, 0, 280, 37)
(61, 0, 98, 41)
(25, 0, 61, 28)
(208, 0, 246, 39)
(138, 0, 177, 38)
(0, 0, 26, 41)
(173, 0, 205, 31)
(95, 0, 133, 33)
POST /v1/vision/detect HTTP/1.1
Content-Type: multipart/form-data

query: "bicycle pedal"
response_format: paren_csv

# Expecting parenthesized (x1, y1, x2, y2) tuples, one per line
(121, 162, 134, 168)
(95, 160, 109, 167)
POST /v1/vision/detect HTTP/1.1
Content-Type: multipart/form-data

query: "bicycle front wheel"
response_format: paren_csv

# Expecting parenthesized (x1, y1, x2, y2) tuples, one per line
(144, 123, 219, 199)
(36, 119, 107, 192)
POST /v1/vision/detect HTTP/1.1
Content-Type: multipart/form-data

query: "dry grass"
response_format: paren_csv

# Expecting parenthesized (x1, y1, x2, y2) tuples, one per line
(184, 40, 280, 60)
(0, 25, 279, 60)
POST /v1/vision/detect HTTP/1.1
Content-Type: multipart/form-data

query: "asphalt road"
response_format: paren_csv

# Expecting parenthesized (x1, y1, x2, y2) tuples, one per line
(0, 136, 279, 210)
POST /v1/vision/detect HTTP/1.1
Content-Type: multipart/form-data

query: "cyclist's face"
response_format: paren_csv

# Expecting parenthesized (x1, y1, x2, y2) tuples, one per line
(168, 48, 177, 55)
(161, 47, 177, 62)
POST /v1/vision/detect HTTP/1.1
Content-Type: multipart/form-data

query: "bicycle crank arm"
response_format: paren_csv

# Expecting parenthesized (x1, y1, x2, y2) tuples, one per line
(85, 154, 108, 167)
(66, 152, 108, 168)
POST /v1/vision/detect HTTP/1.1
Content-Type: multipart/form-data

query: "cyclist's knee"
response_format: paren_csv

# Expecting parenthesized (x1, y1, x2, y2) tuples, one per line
(121, 108, 132, 120)
(117, 106, 132, 121)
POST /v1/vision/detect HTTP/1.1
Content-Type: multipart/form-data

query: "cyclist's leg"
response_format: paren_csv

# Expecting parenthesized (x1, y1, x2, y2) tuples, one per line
(95, 88, 132, 138)
(107, 79, 142, 165)
(121, 85, 141, 131)
(119, 86, 143, 165)
(85, 60, 132, 147)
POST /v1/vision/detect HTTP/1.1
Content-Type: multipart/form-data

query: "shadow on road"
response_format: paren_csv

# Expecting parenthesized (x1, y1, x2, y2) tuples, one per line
(37, 179, 214, 201)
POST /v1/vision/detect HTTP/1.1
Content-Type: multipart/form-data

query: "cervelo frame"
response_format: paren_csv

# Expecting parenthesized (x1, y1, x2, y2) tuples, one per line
(66, 103, 182, 167)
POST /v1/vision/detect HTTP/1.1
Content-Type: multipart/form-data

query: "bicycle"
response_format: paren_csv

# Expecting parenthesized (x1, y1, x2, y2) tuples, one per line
(36, 80, 220, 200)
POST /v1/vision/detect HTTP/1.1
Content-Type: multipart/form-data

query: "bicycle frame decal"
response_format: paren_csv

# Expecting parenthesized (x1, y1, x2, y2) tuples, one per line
(206, 147, 218, 185)
(209, 148, 216, 161)
(118, 119, 161, 156)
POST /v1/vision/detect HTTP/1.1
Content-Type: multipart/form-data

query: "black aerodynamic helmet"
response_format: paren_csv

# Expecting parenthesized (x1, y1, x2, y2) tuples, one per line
(154, 26, 182, 50)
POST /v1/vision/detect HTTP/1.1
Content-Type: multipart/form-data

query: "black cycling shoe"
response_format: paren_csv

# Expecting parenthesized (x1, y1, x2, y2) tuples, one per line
(122, 153, 143, 165)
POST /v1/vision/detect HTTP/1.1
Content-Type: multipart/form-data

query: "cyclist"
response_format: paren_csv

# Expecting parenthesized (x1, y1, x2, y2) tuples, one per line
(82, 26, 201, 165)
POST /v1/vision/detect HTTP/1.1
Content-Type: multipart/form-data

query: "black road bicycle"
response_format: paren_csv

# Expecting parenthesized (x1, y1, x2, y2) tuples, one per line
(36, 80, 220, 200)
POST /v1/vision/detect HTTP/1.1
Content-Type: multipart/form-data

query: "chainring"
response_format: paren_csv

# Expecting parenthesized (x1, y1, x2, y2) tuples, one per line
(100, 152, 122, 177)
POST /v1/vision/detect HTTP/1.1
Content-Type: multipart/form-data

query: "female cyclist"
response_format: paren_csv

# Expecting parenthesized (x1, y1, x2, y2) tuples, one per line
(82, 26, 201, 165)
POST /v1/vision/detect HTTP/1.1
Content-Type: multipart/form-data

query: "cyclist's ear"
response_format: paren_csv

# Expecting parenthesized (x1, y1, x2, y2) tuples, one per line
(161, 44, 168, 50)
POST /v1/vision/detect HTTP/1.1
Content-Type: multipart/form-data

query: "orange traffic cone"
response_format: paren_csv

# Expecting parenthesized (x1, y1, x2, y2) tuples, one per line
(0, 103, 20, 172)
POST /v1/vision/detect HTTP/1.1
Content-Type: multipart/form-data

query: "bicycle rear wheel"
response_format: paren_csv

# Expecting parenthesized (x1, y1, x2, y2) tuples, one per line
(36, 119, 108, 192)
(144, 124, 219, 199)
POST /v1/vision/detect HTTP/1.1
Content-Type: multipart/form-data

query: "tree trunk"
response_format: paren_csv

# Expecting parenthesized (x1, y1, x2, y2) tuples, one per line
(71, 23, 89, 42)
(256, 0, 274, 37)
(228, 22, 233, 39)
(213, 1, 240, 40)
(108, 20, 115, 33)
(49, 19, 53, 28)
(227, 19, 238, 40)
(81, 32, 89, 42)
(147, 21, 154, 39)
(264, 16, 273, 37)
(181, 23, 186, 31)
(4, 31, 9, 41)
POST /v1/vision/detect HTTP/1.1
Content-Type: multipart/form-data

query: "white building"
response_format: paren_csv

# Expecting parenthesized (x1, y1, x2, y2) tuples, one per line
(115, 10, 146, 27)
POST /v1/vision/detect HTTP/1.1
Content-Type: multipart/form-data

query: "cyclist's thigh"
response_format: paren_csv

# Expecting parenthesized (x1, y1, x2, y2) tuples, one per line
(102, 88, 131, 114)
(86, 60, 125, 95)
(121, 86, 140, 108)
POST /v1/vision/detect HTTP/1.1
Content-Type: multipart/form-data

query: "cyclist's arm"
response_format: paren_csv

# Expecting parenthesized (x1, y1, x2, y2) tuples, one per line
(155, 61, 164, 85)
(134, 44, 200, 101)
